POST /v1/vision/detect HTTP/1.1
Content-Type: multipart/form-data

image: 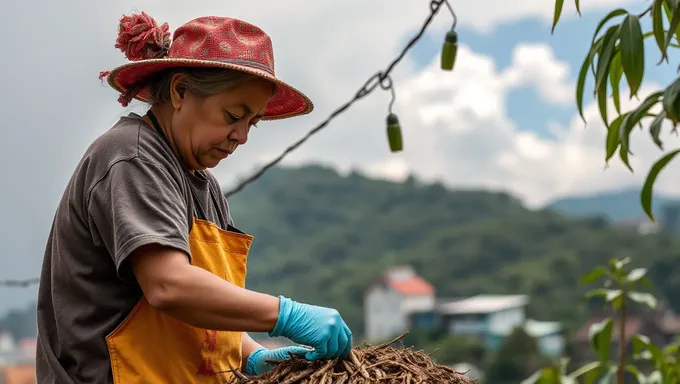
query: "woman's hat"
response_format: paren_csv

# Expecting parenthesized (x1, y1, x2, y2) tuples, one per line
(99, 12, 313, 121)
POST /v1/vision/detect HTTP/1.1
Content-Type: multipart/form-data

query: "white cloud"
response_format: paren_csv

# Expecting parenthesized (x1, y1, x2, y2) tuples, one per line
(353, 44, 680, 208)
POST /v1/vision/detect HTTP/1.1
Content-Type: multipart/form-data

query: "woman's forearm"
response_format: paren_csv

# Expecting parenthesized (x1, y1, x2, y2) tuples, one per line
(130, 245, 281, 332)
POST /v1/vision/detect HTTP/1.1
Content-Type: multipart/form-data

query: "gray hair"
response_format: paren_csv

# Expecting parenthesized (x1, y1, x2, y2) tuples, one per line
(145, 67, 272, 106)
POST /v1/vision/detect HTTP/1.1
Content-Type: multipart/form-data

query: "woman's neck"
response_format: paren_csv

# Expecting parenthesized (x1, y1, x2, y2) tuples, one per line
(143, 106, 195, 174)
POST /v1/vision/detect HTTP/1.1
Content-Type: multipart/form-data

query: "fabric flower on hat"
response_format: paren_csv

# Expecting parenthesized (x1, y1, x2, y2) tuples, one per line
(114, 11, 171, 61)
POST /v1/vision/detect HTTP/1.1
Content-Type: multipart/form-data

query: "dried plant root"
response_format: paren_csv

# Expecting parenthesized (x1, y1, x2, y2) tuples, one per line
(229, 332, 476, 383)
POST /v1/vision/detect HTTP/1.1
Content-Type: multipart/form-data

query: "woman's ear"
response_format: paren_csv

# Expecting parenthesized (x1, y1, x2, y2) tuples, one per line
(170, 73, 187, 110)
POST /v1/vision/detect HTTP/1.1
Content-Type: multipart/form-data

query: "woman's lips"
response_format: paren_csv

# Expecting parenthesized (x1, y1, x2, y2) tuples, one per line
(215, 148, 232, 158)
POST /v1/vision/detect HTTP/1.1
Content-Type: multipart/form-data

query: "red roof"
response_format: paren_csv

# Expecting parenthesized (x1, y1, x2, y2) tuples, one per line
(388, 276, 435, 296)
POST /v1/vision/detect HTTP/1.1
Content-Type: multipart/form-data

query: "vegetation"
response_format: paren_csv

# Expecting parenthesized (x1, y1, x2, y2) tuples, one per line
(551, 0, 680, 223)
(228, 165, 680, 338)
(523, 257, 680, 383)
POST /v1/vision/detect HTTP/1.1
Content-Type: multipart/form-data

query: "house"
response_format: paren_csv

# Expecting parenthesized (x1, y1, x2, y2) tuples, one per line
(363, 265, 435, 342)
(437, 295, 566, 356)
(438, 294, 529, 338)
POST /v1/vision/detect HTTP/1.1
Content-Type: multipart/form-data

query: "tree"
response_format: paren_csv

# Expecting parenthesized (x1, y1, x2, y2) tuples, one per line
(551, 0, 680, 223)
(523, 257, 680, 384)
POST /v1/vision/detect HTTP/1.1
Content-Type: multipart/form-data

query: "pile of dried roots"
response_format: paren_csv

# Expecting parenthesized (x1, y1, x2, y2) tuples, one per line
(230, 332, 476, 383)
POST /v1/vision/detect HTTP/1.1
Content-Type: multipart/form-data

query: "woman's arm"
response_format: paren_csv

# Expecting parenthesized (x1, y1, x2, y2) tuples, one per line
(130, 244, 281, 332)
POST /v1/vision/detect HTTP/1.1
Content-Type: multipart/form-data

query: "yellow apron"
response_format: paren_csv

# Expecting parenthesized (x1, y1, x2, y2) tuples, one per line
(105, 217, 253, 384)
(105, 111, 254, 383)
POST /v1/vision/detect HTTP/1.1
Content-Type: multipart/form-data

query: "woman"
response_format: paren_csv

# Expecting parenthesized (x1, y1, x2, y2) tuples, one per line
(36, 12, 353, 384)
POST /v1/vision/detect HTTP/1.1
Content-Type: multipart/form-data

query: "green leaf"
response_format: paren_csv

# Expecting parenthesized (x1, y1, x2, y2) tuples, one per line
(619, 14, 645, 98)
(653, 0, 667, 63)
(663, 0, 680, 49)
(576, 41, 601, 123)
(605, 114, 626, 163)
(589, 318, 614, 361)
(641, 148, 680, 221)
(619, 92, 664, 154)
(625, 364, 646, 382)
(552, 0, 565, 34)
(590, 8, 628, 48)
(595, 25, 620, 91)
(633, 334, 666, 367)
(614, 257, 632, 270)
(662, 77, 680, 123)
(586, 288, 619, 299)
(626, 268, 648, 283)
(633, 334, 652, 355)
(582, 266, 610, 284)
(628, 291, 658, 309)
(609, 52, 623, 114)
(568, 362, 601, 380)
(650, 111, 667, 150)
(598, 366, 617, 384)
(595, 26, 621, 128)
(575, 0, 581, 16)
(663, 0, 680, 60)
(619, 143, 633, 172)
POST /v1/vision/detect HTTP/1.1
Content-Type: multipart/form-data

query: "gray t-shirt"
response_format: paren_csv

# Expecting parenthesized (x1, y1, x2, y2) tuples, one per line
(36, 113, 235, 384)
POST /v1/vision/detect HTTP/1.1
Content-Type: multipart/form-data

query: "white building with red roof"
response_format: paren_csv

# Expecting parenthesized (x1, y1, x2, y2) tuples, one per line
(363, 265, 436, 342)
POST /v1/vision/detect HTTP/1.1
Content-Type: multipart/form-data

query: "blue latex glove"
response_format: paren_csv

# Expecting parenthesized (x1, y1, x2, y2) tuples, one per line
(246, 346, 310, 376)
(268, 296, 353, 361)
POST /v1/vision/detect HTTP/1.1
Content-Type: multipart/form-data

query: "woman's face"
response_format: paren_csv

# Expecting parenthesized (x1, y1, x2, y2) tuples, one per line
(169, 74, 275, 171)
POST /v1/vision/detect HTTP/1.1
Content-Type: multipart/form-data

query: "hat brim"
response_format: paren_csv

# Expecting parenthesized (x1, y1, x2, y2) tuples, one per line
(105, 58, 314, 121)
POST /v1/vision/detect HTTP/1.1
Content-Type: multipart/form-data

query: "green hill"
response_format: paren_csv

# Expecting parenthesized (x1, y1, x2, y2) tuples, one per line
(546, 188, 680, 222)
(227, 165, 680, 337)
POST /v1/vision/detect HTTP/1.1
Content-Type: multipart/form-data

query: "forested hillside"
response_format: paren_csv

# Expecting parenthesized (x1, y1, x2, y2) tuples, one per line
(227, 165, 680, 338)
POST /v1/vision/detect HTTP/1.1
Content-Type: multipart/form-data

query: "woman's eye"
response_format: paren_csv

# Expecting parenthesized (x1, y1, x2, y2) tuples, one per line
(226, 112, 240, 122)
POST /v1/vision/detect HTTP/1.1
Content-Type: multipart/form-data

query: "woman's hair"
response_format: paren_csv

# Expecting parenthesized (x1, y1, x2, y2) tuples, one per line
(145, 67, 271, 105)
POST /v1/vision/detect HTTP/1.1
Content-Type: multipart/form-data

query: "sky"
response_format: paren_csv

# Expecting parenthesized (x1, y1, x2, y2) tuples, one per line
(1, 0, 679, 312)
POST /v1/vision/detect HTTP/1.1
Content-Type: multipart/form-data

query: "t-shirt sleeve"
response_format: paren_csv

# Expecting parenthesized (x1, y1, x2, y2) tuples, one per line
(86, 157, 191, 282)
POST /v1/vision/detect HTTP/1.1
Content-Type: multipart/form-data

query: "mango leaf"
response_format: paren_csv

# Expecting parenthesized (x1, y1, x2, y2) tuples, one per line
(662, 76, 680, 123)
(650, 111, 667, 150)
(620, 14, 645, 98)
(582, 266, 610, 284)
(575, 0, 581, 16)
(653, 0, 668, 63)
(619, 92, 664, 154)
(626, 268, 648, 283)
(576, 39, 603, 123)
(590, 9, 628, 50)
(609, 52, 624, 114)
(552, 0, 564, 34)
(589, 318, 614, 362)
(663, 0, 680, 50)
(641, 148, 680, 221)
(595, 25, 620, 91)
(628, 291, 658, 309)
(605, 114, 626, 163)
(662, 0, 680, 60)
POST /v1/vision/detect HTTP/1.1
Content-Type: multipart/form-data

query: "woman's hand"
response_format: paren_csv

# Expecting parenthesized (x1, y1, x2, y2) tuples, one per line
(246, 346, 310, 376)
(268, 296, 353, 361)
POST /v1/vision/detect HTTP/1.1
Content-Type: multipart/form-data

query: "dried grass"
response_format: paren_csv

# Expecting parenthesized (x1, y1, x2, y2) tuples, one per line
(228, 332, 477, 383)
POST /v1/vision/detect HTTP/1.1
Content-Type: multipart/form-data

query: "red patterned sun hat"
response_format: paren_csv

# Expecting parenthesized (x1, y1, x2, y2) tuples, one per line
(99, 12, 313, 121)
